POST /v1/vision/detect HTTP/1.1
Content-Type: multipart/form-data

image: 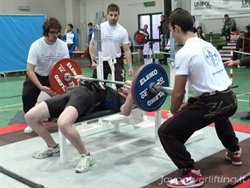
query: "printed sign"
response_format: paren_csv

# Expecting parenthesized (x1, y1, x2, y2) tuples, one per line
(191, 0, 250, 16)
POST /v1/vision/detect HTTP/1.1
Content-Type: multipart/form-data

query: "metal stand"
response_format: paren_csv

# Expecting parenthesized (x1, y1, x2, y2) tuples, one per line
(93, 11, 117, 89)
(93, 11, 105, 83)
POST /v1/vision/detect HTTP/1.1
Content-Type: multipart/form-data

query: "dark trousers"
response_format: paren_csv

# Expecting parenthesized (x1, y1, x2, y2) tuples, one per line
(158, 90, 238, 169)
(222, 27, 237, 41)
(92, 57, 125, 89)
(67, 44, 75, 58)
(87, 47, 92, 66)
(22, 74, 50, 113)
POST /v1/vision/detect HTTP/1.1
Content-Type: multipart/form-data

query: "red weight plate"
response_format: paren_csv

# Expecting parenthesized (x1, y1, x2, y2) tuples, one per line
(49, 58, 82, 94)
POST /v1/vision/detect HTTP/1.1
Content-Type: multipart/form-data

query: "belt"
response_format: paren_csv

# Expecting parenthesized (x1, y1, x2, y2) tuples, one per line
(199, 88, 231, 98)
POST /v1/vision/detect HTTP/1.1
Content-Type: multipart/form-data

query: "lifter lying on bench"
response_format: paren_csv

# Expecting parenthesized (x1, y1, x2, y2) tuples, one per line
(24, 80, 135, 173)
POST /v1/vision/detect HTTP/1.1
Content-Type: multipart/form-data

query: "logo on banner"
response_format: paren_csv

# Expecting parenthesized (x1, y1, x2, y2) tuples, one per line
(242, 0, 250, 8)
(193, 1, 212, 9)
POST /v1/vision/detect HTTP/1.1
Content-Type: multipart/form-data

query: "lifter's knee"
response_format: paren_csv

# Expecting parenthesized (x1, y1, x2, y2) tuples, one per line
(24, 110, 40, 125)
(24, 102, 49, 124)
(57, 120, 71, 135)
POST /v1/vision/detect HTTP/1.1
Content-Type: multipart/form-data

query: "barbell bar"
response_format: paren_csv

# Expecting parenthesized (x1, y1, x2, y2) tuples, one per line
(64, 73, 125, 85)
(64, 73, 173, 94)
(49, 58, 172, 112)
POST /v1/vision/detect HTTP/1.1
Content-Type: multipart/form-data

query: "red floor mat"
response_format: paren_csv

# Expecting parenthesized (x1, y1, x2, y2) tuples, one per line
(1, 110, 249, 135)
(0, 123, 27, 135)
(235, 178, 250, 188)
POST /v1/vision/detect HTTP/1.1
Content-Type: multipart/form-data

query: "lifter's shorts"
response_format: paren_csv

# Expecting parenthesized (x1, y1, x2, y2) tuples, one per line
(45, 85, 98, 118)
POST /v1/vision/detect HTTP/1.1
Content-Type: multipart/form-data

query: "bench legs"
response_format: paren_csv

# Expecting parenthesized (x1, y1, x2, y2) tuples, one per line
(59, 130, 68, 162)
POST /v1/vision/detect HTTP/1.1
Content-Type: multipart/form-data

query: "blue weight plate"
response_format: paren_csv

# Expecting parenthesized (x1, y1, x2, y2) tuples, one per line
(132, 63, 169, 112)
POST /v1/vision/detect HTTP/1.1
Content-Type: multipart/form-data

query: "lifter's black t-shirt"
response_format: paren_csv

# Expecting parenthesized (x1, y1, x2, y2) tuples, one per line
(81, 81, 125, 111)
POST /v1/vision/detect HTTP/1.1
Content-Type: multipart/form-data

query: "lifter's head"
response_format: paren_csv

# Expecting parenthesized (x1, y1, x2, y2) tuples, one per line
(118, 80, 132, 98)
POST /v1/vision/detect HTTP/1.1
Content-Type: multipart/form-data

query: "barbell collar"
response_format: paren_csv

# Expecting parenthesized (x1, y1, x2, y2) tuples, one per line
(149, 83, 173, 94)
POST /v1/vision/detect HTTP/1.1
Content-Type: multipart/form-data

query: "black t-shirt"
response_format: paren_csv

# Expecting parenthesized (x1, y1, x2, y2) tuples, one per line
(103, 86, 126, 111)
(81, 81, 125, 111)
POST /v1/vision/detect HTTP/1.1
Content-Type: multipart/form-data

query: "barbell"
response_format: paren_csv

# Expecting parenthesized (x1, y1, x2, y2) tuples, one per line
(49, 58, 172, 112)
(64, 73, 125, 85)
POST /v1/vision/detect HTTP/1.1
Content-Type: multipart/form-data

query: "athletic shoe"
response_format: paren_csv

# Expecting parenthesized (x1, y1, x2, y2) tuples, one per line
(75, 153, 94, 173)
(166, 169, 205, 188)
(32, 144, 60, 159)
(24, 126, 33, 134)
(225, 146, 242, 166)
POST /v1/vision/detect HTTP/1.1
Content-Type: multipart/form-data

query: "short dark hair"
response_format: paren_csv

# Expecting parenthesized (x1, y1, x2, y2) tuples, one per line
(42, 17, 62, 36)
(197, 26, 203, 32)
(169, 8, 193, 33)
(67, 24, 73, 28)
(88, 22, 93, 26)
(107, 3, 120, 14)
(224, 14, 229, 18)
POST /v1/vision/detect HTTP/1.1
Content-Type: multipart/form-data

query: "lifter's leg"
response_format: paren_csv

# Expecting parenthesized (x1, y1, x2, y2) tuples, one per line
(25, 102, 57, 147)
(57, 106, 88, 155)
(57, 106, 94, 173)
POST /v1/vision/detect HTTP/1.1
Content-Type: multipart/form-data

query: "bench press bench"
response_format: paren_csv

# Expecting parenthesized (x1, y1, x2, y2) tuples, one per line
(59, 108, 145, 162)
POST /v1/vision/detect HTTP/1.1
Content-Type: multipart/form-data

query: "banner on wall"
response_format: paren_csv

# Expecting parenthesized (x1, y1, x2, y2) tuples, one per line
(0, 15, 45, 73)
(191, 0, 250, 16)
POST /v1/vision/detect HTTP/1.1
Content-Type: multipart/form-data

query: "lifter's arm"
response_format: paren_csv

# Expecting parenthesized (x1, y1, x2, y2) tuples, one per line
(120, 81, 135, 116)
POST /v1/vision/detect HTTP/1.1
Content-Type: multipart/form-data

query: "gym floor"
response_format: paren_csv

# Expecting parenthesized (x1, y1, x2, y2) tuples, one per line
(0, 57, 249, 188)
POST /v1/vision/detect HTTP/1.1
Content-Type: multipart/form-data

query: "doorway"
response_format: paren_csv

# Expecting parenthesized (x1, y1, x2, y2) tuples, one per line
(138, 12, 162, 55)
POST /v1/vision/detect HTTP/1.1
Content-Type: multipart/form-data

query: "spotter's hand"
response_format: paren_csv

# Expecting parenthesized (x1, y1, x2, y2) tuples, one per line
(41, 86, 57, 96)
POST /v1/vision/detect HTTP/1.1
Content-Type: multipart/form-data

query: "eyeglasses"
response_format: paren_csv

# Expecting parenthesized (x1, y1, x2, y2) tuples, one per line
(49, 31, 60, 35)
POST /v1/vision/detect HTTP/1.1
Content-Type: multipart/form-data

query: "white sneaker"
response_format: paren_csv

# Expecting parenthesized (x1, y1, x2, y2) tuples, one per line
(75, 153, 94, 173)
(24, 126, 33, 134)
(32, 144, 60, 159)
